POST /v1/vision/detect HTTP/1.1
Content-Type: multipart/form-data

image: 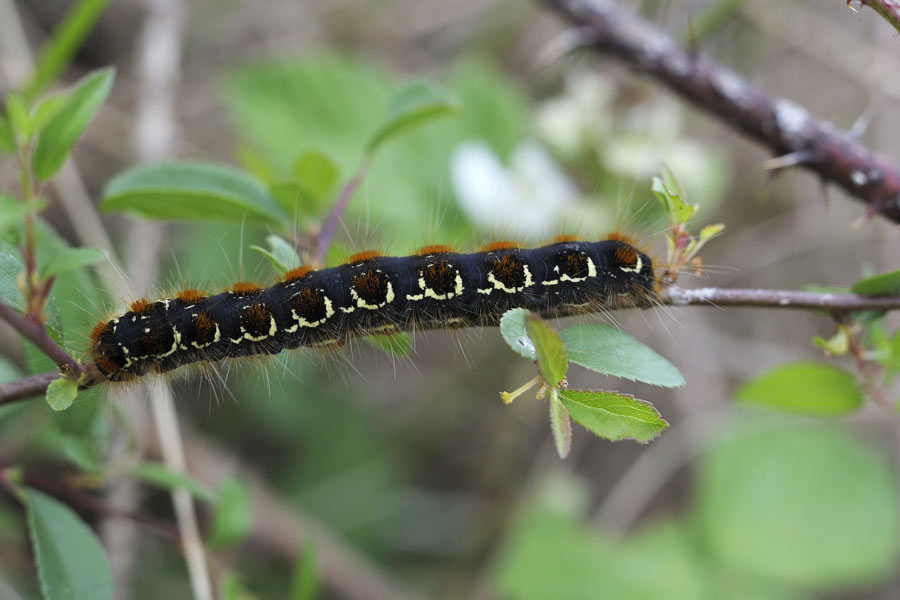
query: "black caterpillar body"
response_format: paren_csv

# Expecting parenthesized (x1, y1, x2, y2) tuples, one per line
(90, 238, 655, 381)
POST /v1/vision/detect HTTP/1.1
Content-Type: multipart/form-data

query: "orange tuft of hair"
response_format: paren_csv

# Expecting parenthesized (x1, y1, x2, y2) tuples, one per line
(480, 241, 519, 252)
(415, 244, 455, 256)
(175, 289, 207, 304)
(230, 281, 262, 295)
(605, 232, 637, 245)
(347, 250, 382, 263)
(614, 245, 639, 267)
(283, 266, 313, 282)
(129, 298, 153, 315)
(89, 320, 109, 345)
(552, 234, 577, 243)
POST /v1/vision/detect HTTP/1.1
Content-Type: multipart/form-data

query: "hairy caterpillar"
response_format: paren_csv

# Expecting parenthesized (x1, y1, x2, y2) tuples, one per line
(89, 236, 656, 382)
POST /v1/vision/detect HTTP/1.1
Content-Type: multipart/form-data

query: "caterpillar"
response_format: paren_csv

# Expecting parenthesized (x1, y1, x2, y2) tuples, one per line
(89, 236, 656, 382)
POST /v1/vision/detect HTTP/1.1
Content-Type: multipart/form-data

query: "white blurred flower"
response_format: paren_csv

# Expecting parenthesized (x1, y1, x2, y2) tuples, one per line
(450, 140, 579, 240)
(535, 70, 615, 158)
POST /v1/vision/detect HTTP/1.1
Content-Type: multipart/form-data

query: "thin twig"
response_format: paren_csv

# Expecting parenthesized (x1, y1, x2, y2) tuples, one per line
(0, 286, 895, 405)
(663, 286, 900, 313)
(541, 0, 900, 223)
(0, 372, 59, 406)
(850, 0, 900, 34)
(312, 157, 372, 265)
(0, 464, 181, 542)
(0, 304, 82, 377)
(144, 424, 428, 600)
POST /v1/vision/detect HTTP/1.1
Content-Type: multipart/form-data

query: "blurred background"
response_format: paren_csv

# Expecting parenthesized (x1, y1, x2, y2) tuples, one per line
(1, 0, 899, 598)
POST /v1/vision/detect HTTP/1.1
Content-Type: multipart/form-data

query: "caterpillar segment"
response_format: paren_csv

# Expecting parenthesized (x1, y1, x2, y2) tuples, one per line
(90, 239, 656, 381)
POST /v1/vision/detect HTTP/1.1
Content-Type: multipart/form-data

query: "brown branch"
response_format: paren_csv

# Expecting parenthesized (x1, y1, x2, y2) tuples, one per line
(663, 286, 900, 314)
(0, 371, 58, 405)
(0, 303, 82, 377)
(541, 0, 900, 223)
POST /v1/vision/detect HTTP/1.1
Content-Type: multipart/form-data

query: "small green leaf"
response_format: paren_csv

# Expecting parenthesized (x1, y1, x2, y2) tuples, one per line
(25, 488, 113, 600)
(652, 164, 694, 224)
(851, 270, 900, 296)
(525, 314, 568, 385)
(23, 0, 114, 101)
(0, 193, 33, 234)
(365, 331, 412, 357)
(500, 308, 535, 360)
(0, 116, 15, 153)
(559, 324, 685, 388)
(129, 463, 216, 503)
(249, 234, 301, 274)
(735, 362, 863, 416)
(289, 542, 318, 600)
(102, 161, 285, 224)
(367, 79, 457, 152)
(549, 388, 573, 458)
(209, 476, 252, 548)
(220, 572, 248, 600)
(699, 223, 725, 243)
(6, 92, 31, 143)
(812, 329, 849, 356)
(0, 243, 64, 347)
(33, 68, 115, 180)
(40, 246, 103, 279)
(885, 330, 900, 374)
(45, 377, 78, 411)
(31, 93, 69, 133)
(558, 389, 668, 443)
(293, 151, 340, 203)
(266, 234, 300, 271)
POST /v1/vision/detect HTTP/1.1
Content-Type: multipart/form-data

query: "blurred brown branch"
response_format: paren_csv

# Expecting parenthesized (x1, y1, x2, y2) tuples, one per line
(542, 0, 900, 224)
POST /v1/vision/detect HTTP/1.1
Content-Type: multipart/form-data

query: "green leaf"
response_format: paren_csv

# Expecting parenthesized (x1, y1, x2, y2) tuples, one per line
(266, 234, 301, 270)
(6, 92, 31, 143)
(102, 161, 285, 224)
(559, 324, 685, 388)
(812, 329, 849, 356)
(696, 423, 900, 589)
(293, 151, 340, 203)
(40, 246, 103, 279)
(25, 488, 113, 600)
(500, 308, 535, 360)
(221, 572, 249, 600)
(0, 193, 33, 234)
(851, 269, 900, 296)
(45, 377, 78, 411)
(129, 463, 216, 503)
(364, 331, 412, 358)
(735, 361, 863, 416)
(652, 164, 694, 225)
(559, 389, 668, 443)
(0, 246, 64, 346)
(367, 79, 457, 153)
(549, 389, 572, 458)
(885, 330, 900, 374)
(209, 476, 252, 547)
(289, 542, 318, 600)
(494, 507, 611, 600)
(33, 67, 115, 180)
(23, 0, 113, 101)
(0, 115, 15, 154)
(31, 93, 69, 134)
(525, 314, 568, 385)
